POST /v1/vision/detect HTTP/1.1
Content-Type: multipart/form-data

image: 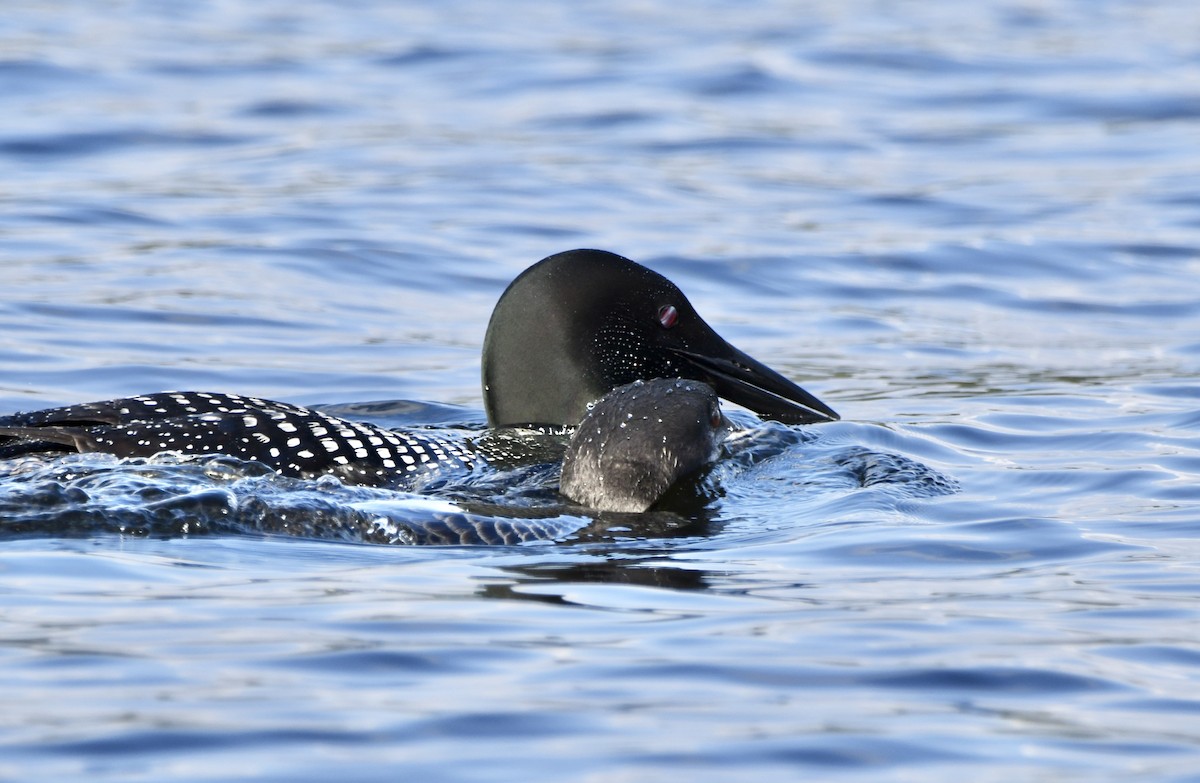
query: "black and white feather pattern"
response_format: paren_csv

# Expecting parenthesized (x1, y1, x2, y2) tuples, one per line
(0, 391, 477, 486)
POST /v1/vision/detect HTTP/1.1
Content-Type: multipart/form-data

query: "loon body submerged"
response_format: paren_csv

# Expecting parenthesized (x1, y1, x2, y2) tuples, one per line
(0, 249, 836, 507)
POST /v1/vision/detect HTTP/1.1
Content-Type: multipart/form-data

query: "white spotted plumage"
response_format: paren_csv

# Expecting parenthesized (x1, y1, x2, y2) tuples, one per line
(0, 391, 478, 487)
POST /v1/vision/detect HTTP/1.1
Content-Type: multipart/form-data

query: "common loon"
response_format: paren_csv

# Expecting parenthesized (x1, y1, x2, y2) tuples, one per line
(0, 249, 837, 500)
(561, 379, 726, 513)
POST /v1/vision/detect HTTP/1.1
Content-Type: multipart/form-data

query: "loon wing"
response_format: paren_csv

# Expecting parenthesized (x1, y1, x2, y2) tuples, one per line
(0, 392, 304, 458)
(0, 425, 104, 457)
(0, 395, 156, 457)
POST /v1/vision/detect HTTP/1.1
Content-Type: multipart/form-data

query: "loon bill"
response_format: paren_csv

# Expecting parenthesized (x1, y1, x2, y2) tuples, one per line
(560, 379, 726, 513)
(0, 249, 836, 486)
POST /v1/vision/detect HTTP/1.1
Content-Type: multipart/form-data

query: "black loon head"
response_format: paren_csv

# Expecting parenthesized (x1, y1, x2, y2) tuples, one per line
(482, 249, 838, 429)
(560, 379, 726, 513)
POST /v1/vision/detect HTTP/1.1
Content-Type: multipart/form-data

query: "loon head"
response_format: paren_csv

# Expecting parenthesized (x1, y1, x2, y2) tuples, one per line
(482, 249, 839, 428)
(560, 379, 727, 513)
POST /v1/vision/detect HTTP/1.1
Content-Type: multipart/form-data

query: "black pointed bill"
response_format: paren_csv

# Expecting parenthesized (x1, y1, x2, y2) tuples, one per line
(670, 346, 839, 425)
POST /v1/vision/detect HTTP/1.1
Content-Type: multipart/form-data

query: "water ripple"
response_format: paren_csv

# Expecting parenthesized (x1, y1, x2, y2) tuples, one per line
(2, 0, 1200, 781)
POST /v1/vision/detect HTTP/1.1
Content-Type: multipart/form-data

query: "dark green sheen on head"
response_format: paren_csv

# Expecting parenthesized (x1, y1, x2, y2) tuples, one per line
(481, 249, 838, 429)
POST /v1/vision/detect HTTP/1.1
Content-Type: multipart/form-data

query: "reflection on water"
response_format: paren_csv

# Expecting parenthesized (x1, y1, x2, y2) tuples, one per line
(480, 559, 714, 602)
(2, 0, 1200, 781)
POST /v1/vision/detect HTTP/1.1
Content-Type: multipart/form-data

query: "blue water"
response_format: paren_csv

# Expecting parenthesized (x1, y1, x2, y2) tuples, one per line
(3, 1, 1200, 780)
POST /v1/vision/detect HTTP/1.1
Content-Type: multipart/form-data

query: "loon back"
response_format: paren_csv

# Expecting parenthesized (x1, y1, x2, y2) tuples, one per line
(560, 379, 725, 513)
(0, 392, 474, 486)
(482, 249, 837, 429)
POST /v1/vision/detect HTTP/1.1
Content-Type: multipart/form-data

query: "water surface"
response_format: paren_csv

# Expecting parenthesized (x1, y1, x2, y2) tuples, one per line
(2, 1, 1200, 781)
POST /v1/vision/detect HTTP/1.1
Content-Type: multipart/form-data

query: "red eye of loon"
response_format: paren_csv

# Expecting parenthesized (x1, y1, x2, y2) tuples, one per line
(658, 304, 678, 329)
